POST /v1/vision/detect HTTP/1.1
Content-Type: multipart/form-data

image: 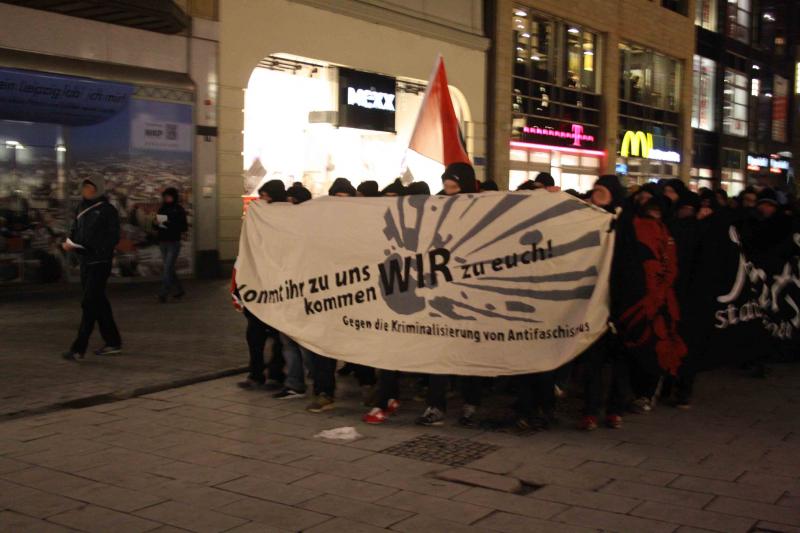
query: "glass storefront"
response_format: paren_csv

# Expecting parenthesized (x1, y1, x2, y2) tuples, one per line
(617, 43, 682, 185)
(692, 55, 716, 131)
(690, 167, 714, 191)
(723, 69, 749, 137)
(726, 0, 751, 44)
(510, 6, 603, 192)
(619, 43, 681, 112)
(243, 55, 469, 197)
(695, 0, 718, 31)
(721, 148, 745, 195)
(0, 68, 193, 285)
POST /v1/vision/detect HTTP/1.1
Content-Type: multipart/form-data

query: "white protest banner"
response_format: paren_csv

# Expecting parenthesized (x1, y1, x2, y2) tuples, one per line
(235, 191, 615, 376)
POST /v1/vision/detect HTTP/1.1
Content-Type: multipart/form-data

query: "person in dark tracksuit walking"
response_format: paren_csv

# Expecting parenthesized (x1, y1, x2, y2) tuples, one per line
(62, 177, 122, 360)
(156, 187, 188, 303)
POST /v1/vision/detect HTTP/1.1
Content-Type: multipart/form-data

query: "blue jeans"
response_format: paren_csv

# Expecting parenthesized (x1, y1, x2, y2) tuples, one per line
(279, 333, 307, 393)
(159, 241, 183, 297)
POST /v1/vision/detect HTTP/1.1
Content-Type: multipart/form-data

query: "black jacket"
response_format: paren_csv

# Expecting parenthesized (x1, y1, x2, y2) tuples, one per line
(69, 197, 120, 263)
(156, 203, 188, 242)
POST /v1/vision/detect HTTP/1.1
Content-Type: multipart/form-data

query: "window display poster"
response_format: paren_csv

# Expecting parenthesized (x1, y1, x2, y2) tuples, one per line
(0, 97, 193, 284)
(772, 75, 788, 143)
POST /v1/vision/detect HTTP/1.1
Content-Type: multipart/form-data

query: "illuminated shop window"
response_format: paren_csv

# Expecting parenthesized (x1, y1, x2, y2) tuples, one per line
(721, 148, 745, 195)
(690, 167, 714, 191)
(510, 6, 602, 191)
(727, 0, 750, 44)
(619, 43, 681, 112)
(723, 69, 748, 137)
(692, 55, 716, 131)
(695, 0, 718, 31)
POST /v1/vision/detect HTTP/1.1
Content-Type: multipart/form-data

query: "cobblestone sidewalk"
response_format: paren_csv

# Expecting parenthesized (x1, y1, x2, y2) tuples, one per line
(0, 364, 798, 532)
(0, 281, 246, 418)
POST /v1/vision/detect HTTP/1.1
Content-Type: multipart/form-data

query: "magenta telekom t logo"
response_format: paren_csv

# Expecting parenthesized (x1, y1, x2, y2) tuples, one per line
(571, 124, 585, 147)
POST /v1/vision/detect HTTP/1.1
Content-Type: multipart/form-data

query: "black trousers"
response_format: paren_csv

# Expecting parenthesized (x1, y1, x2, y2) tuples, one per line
(427, 375, 482, 411)
(516, 372, 555, 418)
(353, 364, 376, 387)
(244, 309, 284, 384)
(70, 262, 121, 354)
(582, 333, 630, 417)
(312, 353, 337, 397)
(377, 370, 400, 409)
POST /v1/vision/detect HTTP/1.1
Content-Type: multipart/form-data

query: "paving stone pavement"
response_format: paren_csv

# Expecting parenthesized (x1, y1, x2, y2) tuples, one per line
(0, 281, 246, 419)
(0, 362, 798, 532)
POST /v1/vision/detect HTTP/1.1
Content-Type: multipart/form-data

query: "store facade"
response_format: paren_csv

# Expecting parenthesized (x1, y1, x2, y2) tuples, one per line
(0, 65, 194, 284)
(616, 43, 684, 185)
(488, 0, 695, 191)
(218, 0, 488, 264)
(507, 7, 605, 191)
(243, 56, 471, 198)
(0, 2, 218, 285)
(690, 0, 798, 195)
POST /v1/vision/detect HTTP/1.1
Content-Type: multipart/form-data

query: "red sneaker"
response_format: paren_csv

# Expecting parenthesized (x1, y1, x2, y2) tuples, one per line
(386, 399, 400, 415)
(362, 407, 388, 425)
(605, 414, 623, 429)
(579, 415, 599, 431)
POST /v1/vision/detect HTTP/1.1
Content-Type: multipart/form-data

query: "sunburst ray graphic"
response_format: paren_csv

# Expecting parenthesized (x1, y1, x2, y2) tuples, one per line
(379, 192, 602, 324)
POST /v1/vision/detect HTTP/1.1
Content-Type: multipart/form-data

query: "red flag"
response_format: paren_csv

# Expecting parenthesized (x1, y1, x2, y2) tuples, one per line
(408, 56, 470, 166)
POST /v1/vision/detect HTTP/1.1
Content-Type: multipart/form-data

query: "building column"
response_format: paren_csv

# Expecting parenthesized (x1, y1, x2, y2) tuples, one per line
(489, 0, 513, 189)
(679, 55, 695, 182)
(216, 83, 246, 267)
(600, 31, 620, 176)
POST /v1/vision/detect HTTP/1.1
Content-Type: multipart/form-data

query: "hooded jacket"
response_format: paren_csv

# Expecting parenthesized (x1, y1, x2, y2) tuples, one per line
(287, 184, 312, 204)
(357, 181, 381, 197)
(442, 162, 478, 194)
(328, 178, 356, 197)
(157, 188, 188, 242)
(612, 192, 687, 376)
(594, 174, 626, 212)
(69, 194, 120, 264)
(381, 179, 407, 196)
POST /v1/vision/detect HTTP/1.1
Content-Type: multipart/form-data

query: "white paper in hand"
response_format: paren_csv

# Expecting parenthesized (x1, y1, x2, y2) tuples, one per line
(156, 214, 168, 228)
(66, 238, 85, 250)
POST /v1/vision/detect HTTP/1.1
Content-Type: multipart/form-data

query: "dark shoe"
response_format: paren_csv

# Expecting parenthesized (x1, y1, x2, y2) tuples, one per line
(629, 397, 652, 414)
(237, 378, 265, 390)
(306, 393, 335, 413)
(273, 388, 306, 400)
(94, 346, 122, 356)
(515, 416, 533, 431)
(62, 351, 84, 361)
(264, 379, 284, 391)
(530, 414, 556, 431)
(458, 404, 477, 427)
(173, 290, 185, 299)
(158, 295, 167, 303)
(674, 400, 692, 410)
(415, 407, 445, 426)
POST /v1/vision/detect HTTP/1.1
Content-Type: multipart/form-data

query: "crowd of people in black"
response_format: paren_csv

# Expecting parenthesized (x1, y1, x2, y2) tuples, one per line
(232, 163, 800, 430)
(231, 163, 799, 432)
(59, 164, 797, 432)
